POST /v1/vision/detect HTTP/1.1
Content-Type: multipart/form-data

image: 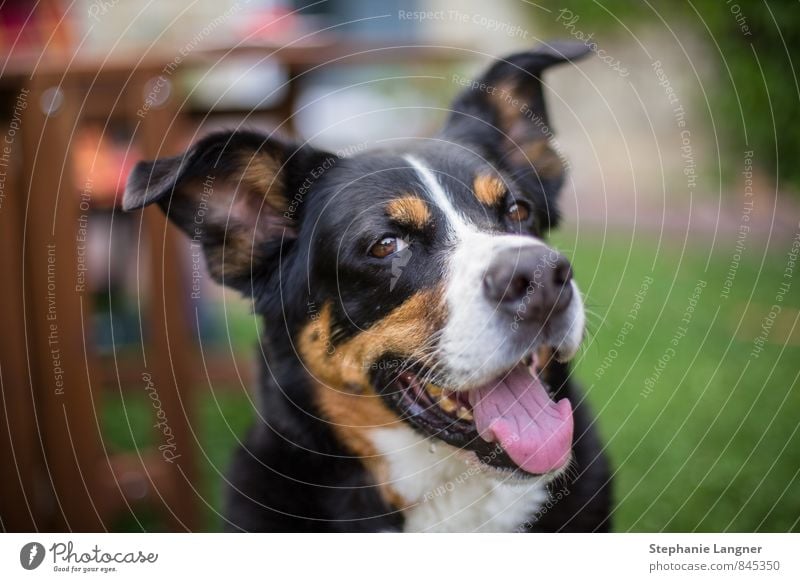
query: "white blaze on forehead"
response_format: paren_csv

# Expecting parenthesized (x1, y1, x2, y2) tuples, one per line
(404, 155, 470, 237)
(403, 155, 545, 248)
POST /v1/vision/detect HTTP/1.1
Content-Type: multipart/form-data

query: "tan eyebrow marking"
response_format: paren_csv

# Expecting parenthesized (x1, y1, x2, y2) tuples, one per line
(386, 195, 432, 229)
(473, 174, 506, 206)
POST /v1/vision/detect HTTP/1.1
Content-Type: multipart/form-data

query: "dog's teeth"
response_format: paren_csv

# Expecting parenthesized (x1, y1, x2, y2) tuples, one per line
(457, 406, 473, 421)
(438, 395, 457, 413)
(426, 383, 443, 397)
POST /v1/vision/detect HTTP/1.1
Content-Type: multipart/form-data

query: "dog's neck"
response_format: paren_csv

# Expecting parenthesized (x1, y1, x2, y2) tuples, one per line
(370, 425, 548, 532)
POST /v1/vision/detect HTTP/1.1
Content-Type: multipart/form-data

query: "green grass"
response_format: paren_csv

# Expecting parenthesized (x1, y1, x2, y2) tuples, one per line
(552, 228, 800, 532)
(103, 231, 800, 531)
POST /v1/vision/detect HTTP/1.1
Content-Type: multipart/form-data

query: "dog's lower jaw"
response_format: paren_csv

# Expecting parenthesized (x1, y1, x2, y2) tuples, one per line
(222, 351, 611, 532)
(370, 425, 550, 532)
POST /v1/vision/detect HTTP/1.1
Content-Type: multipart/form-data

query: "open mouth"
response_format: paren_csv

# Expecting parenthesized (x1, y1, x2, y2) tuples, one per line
(374, 354, 573, 476)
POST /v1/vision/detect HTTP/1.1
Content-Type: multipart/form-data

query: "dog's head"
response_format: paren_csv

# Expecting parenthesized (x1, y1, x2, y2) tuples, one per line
(124, 42, 591, 479)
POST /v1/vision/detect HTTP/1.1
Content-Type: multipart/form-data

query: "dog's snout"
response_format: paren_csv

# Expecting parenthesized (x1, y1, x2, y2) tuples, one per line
(483, 246, 573, 319)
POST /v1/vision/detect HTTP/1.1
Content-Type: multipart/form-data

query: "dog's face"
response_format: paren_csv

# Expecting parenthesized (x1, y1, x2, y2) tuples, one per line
(124, 42, 590, 479)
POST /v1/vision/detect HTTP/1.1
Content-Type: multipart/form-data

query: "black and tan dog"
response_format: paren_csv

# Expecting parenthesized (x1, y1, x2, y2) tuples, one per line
(123, 41, 611, 532)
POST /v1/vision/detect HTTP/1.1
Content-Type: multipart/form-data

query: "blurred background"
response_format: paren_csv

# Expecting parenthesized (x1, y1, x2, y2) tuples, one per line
(0, 0, 798, 532)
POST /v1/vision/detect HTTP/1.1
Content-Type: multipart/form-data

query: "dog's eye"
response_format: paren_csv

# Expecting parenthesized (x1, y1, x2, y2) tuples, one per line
(505, 201, 531, 223)
(369, 236, 408, 258)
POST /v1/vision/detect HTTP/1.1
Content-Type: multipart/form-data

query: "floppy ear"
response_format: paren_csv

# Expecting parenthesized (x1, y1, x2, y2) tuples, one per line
(123, 130, 331, 292)
(441, 41, 592, 229)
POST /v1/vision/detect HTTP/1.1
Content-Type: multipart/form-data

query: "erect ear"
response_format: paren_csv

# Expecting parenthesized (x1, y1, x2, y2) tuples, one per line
(123, 130, 331, 292)
(440, 41, 592, 229)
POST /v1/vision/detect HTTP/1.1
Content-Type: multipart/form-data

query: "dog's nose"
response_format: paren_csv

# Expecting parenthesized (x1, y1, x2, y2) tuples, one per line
(483, 245, 573, 320)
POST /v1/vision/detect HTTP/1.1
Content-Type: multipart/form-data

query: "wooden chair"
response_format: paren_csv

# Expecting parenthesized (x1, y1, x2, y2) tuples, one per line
(0, 64, 197, 531)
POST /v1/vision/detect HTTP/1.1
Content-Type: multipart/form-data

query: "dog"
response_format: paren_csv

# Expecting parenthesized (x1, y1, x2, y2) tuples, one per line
(123, 41, 612, 532)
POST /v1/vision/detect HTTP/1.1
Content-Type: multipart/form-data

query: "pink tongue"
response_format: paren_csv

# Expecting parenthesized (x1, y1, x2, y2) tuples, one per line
(468, 364, 573, 474)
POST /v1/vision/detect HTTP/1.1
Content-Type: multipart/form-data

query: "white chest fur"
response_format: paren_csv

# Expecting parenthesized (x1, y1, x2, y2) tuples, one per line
(370, 426, 548, 532)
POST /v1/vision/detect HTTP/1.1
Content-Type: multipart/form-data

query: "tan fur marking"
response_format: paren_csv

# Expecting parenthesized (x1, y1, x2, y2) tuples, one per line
(205, 236, 260, 282)
(510, 140, 564, 179)
(386, 195, 431, 229)
(299, 291, 445, 392)
(239, 151, 287, 212)
(299, 291, 446, 509)
(473, 174, 506, 206)
(492, 81, 522, 136)
(488, 83, 565, 180)
(200, 152, 290, 280)
(315, 381, 409, 509)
